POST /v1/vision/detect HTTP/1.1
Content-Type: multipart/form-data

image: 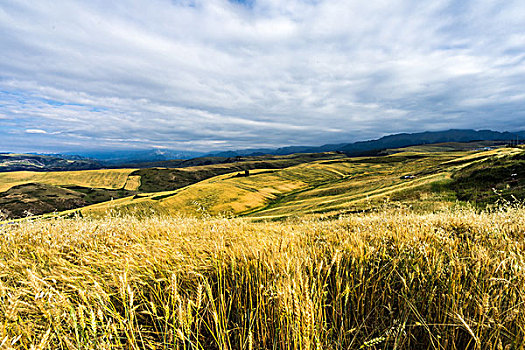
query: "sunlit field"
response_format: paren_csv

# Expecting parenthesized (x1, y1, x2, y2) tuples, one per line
(2, 0, 524, 349)
(1, 206, 524, 349)
(77, 150, 480, 219)
(0, 169, 139, 193)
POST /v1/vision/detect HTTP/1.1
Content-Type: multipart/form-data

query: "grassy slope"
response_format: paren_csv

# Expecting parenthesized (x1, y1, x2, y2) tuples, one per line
(131, 152, 346, 192)
(248, 148, 523, 218)
(78, 150, 502, 219)
(450, 148, 525, 207)
(0, 168, 138, 192)
(250, 149, 522, 217)
(80, 168, 310, 217)
(3, 147, 522, 221)
(247, 154, 453, 218)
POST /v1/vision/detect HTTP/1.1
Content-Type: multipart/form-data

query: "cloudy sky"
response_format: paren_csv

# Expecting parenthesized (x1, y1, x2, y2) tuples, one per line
(1, 0, 525, 153)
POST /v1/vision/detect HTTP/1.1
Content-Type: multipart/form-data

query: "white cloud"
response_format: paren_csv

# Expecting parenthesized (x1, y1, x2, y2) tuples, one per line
(0, 0, 524, 152)
(25, 129, 47, 134)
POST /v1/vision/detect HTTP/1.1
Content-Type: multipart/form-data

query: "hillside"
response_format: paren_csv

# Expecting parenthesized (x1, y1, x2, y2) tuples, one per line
(0, 168, 139, 192)
(450, 150, 525, 206)
(0, 153, 345, 219)
(131, 152, 345, 192)
(0, 153, 101, 172)
(0, 183, 135, 219)
(2, 145, 523, 221)
(0, 169, 141, 219)
(76, 147, 524, 220)
(0, 183, 87, 218)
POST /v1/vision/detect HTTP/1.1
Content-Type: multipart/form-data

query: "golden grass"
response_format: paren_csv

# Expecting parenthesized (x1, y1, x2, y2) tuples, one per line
(441, 148, 522, 165)
(123, 175, 141, 191)
(159, 170, 308, 216)
(76, 155, 453, 219)
(1, 206, 525, 349)
(77, 167, 321, 218)
(0, 169, 138, 192)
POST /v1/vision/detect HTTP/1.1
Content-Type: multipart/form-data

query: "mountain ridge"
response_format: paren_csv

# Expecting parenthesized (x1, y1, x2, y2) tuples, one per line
(207, 129, 521, 157)
(2, 129, 522, 172)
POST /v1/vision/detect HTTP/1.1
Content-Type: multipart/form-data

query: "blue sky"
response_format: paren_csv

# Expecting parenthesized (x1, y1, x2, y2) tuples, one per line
(1, 0, 525, 153)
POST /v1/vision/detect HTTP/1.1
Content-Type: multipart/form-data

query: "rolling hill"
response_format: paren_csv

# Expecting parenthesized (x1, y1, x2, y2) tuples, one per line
(76, 146, 524, 220)
(0, 168, 141, 219)
(0, 183, 135, 219)
(1, 144, 523, 221)
(0, 152, 345, 219)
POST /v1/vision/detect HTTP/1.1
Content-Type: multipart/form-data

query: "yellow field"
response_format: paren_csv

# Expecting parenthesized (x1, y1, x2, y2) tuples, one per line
(123, 175, 141, 191)
(80, 169, 310, 217)
(0, 168, 138, 192)
(78, 150, 489, 219)
(1, 147, 524, 348)
(1, 147, 518, 222)
(1, 207, 524, 348)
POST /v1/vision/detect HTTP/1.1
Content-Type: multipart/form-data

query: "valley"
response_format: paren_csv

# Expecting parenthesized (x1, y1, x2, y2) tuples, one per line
(1, 144, 523, 221)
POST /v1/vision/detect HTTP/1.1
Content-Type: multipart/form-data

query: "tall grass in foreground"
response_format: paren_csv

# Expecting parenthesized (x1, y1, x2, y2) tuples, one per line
(1, 207, 525, 349)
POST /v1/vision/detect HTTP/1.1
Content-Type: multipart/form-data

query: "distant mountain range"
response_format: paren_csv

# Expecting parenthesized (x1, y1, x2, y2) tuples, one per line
(1, 129, 523, 172)
(0, 153, 102, 172)
(63, 149, 205, 165)
(208, 129, 523, 157)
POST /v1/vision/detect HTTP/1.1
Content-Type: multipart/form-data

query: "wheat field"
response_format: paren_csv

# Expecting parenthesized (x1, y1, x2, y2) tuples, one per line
(76, 151, 472, 219)
(1, 206, 524, 349)
(0, 169, 138, 193)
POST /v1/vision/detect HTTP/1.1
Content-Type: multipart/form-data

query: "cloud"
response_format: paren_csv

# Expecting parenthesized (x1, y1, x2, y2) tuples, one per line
(25, 129, 48, 134)
(0, 0, 524, 152)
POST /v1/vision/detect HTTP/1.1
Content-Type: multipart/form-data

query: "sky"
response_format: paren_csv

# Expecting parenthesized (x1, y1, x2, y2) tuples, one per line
(1, 0, 525, 153)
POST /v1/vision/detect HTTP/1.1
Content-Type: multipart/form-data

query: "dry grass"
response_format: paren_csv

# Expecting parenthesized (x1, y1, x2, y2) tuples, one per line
(123, 176, 142, 191)
(1, 206, 525, 349)
(0, 169, 137, 192)
(76, 153, 461, 219)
